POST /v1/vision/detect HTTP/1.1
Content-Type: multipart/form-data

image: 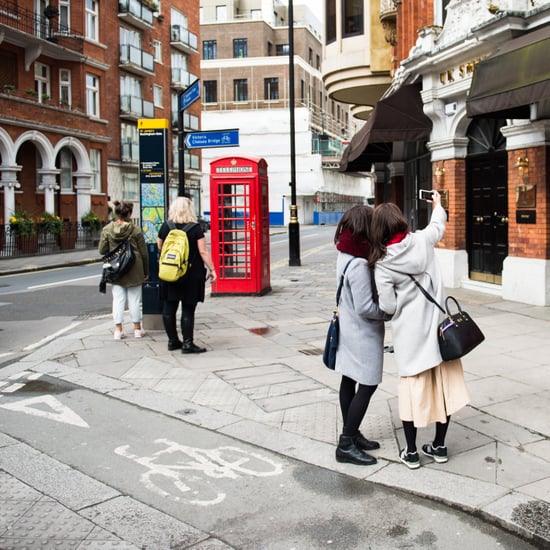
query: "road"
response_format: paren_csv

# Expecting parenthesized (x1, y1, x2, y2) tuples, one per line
(0, 225, 334, 364)
(0, 371, 538, 549)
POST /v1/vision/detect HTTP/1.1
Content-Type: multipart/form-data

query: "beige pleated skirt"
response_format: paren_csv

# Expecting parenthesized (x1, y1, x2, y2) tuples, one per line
(398, 359, 470, 427)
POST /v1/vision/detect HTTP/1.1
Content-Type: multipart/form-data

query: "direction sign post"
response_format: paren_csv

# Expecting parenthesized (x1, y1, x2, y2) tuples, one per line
(178, 80, 200, 196)
(184, 129, 239, 149)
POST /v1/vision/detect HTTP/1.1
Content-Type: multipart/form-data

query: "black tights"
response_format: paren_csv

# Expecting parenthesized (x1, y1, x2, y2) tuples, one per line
(162, 301, 197, 342)
(402, 416, 451, 453)
(339, 376, 378, 437)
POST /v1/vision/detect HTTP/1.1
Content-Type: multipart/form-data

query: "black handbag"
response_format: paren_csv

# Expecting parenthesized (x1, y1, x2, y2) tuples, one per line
(323, 258, 355, 369)
(409, 276, 485, 361)
(100, 238, 135, 289)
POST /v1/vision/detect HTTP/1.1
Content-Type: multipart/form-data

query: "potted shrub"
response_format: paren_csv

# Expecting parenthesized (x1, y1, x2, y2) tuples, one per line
(38, 212, 63, 235)
(81, 210, 103, 231)
(10, 210, 38, 252)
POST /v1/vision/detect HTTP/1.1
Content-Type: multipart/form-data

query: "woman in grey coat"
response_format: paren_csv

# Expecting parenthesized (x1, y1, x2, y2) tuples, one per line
(369, 192, 470, 469)
(333, 206, 391, 466)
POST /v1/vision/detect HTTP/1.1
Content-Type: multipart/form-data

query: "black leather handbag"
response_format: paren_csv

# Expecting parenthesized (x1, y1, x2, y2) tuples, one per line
(99, 239, 135, 292)
(409, 276, 485, 361)
(323, 258, 355, 369)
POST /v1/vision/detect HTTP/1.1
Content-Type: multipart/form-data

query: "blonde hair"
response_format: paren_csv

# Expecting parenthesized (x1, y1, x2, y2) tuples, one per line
(168, 196, 197, 224)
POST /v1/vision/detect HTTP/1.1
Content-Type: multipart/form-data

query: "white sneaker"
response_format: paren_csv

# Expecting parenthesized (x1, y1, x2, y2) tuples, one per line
(114, 329, 125, 340)
(134, 329, 145, 338)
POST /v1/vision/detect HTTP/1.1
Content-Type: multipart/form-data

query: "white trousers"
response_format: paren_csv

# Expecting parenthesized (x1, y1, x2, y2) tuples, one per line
(112, 284, 142, 325)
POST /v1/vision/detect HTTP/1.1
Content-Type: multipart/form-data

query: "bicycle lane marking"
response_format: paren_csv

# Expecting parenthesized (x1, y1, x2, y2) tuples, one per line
(115, 438, 284, 507)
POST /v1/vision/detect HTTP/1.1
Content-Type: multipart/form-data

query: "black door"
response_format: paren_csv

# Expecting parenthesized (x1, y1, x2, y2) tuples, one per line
(466, 152, 508, 284)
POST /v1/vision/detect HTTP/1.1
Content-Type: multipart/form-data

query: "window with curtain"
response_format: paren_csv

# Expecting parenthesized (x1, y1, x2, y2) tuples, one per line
(233, 38, 248, 58)
(233, 79, 248, 102)
(85, 0, 98, 41)
(203, 40, 217, 60)
(326, 0, 336, 43)
(264, 78, 279, 100)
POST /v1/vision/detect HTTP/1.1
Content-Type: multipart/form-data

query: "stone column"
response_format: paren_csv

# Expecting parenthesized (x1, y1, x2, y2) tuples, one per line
(73, 170, 94, 221)
(0, 165, 22, 223)
(37, 169, 60, 213)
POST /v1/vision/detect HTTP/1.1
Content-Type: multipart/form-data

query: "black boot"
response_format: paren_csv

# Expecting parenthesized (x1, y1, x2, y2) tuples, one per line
(354, 431, 380, 451)
(336, 435, 377, 465)
(181, 309, 206, 354)
(182, 341, 207, 354)
(162, 314, 182, 351)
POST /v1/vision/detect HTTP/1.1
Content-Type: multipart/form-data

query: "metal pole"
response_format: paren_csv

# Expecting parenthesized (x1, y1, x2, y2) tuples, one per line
(288, 0, 301, 266)
(177, 89, 186, 197)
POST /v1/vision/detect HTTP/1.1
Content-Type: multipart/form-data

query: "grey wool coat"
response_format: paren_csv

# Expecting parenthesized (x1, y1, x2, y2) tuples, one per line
(374, 204, 447, 377)
(98, 221, 149, 288)
(335, 253, 390, 385)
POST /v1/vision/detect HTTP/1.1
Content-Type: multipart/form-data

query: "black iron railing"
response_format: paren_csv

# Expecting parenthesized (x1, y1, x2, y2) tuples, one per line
(0, 223, 101, 258)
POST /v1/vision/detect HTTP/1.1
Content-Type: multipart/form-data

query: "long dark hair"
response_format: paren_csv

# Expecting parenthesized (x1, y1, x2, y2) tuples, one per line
(368, 203, 409, 267)
(334, 205, 373, 244)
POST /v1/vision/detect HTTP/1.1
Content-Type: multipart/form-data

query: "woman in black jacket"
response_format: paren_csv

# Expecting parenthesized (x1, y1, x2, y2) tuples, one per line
(157, 197, 216, 353)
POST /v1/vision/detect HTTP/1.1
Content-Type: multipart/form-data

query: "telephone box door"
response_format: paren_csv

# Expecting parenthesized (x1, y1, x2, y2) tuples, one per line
(210, 156, 270, 296)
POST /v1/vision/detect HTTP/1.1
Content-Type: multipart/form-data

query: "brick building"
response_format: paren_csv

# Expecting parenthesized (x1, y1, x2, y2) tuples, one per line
(331, 0, 550, 306)
(0, 0, 200, 248)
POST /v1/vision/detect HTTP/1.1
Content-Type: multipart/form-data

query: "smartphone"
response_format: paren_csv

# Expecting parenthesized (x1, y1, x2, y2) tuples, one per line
(419, 189, 434, 201)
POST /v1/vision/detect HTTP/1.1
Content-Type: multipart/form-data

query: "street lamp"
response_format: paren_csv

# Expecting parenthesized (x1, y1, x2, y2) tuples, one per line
(288, 0, 301, 266)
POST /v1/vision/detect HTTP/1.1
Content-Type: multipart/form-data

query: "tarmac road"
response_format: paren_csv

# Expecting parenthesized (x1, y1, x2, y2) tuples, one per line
(0, 371, 539, 549)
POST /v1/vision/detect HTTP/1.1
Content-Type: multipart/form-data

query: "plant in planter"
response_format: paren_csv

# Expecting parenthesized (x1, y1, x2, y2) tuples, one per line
(38, 212, 63, 235)
(25, 89, 38, 97)
(81, 210, 103, 231)
(9, 210, 35, 237)
(3, 84, 16, 93)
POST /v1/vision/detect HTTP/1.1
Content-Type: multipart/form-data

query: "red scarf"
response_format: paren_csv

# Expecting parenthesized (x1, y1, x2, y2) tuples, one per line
(336, 228, 371, 259)
(386, 230, 409, 246)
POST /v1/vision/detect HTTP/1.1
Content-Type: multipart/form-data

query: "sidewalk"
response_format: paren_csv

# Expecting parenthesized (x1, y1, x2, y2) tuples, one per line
(0, 244, 549, 548)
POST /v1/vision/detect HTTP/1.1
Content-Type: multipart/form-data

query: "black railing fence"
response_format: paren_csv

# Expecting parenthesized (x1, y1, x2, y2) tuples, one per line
(0, 223, 102, 258)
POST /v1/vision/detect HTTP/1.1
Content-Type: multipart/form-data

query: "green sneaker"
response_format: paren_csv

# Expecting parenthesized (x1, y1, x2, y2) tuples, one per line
(422, 443, 448, 463)
(399, 448, 420, 469)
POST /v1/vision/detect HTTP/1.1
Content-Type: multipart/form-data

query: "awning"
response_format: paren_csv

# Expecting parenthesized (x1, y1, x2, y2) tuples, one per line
(339, 84, 431, 172)
(466, 29, 550, 119)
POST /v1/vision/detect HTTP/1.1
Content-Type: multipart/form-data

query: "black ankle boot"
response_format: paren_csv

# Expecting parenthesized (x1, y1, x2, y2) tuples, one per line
(168, 339, 183, 351)
(163, 315, 182, 351)
(354, 431, 380, 451)
(181, 341, 206, 354)
(336, 435, 377, 465)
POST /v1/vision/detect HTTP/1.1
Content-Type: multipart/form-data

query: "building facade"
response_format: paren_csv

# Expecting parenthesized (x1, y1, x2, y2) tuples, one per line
(0, 0, 201, 252)
(199, 0, 372, 225)
(332, 0, 550, 306)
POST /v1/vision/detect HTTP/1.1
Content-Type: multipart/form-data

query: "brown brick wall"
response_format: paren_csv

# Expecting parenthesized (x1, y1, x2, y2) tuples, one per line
(508, 146, 550, 259)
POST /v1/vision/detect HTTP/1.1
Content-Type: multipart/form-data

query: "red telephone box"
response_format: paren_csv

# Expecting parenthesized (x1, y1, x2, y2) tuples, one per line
(209, 156, 271, 296)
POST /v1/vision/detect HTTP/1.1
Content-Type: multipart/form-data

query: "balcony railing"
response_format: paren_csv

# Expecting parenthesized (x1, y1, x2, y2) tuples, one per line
(120, 95, 154, 118)
(118, 0, 154, 27)
(120, 44, 154, 74)
(121, 141, 140, 162)
(312, 135, 347, 157)
(170, 25, 198, 53)
(0, 0, 84, 52)
(171, 68, 199, 88)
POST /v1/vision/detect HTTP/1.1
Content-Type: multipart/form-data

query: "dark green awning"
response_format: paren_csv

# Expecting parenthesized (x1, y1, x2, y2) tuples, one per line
(467, 30, 550, 119)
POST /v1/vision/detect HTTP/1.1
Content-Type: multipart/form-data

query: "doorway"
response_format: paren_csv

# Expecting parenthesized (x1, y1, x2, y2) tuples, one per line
(466, 119, 508, 284)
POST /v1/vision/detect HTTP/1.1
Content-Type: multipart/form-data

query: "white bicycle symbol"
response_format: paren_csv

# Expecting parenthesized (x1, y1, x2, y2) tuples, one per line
(114, 438, 284, 506)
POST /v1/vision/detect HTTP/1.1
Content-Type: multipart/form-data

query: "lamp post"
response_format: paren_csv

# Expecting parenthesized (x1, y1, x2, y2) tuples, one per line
(288, 0, 301, 266)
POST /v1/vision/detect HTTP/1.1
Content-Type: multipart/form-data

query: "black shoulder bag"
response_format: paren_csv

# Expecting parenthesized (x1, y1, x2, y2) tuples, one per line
(409, 275, 485, 361)
(99, 239, 135, 293)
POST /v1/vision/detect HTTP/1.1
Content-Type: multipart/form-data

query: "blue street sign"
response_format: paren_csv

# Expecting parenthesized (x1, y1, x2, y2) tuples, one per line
(184, 129, 239, 149)
(180, 79, 200, 111)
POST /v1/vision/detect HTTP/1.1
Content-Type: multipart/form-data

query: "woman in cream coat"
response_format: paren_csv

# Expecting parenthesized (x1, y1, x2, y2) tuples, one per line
(369, 191, 470, 469)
